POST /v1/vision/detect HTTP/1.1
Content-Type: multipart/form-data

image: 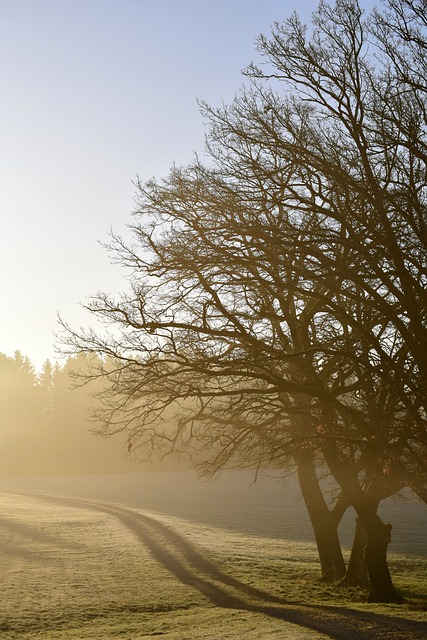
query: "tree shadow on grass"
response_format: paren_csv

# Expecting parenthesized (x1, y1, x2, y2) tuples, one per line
(24, 494, 427, 640)
(0, 513, 81, 561)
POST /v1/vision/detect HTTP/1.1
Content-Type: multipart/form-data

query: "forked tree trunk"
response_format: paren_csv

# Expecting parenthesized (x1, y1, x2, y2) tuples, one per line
(322, 441, 403, 602)
(295, 450, 346, 582)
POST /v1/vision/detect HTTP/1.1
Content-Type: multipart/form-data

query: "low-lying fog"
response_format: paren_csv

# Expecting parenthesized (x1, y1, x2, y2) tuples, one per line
(0, 470, 425, 556)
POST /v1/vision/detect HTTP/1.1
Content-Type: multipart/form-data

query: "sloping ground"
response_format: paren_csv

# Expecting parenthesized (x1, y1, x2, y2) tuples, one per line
(0, 493, 425, 639)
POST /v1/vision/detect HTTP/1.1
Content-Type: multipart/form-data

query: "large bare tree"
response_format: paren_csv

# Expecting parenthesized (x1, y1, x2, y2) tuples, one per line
(61, 0, 426, 603)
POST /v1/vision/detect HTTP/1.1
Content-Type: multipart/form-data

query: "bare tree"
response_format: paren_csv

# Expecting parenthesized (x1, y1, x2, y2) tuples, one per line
(60, 0, 426, 603)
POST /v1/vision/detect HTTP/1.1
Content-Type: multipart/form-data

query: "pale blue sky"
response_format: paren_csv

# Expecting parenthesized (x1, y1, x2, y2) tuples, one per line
(0, 0, 375, 370)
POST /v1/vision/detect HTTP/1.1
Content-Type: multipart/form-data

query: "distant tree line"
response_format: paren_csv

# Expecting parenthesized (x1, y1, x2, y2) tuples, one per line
(60, 0, 426, 603)
(0, 351, 131, 477)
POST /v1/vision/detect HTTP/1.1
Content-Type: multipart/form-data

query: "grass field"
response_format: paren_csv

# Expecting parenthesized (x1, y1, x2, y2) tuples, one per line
(0, 493, 425, 639)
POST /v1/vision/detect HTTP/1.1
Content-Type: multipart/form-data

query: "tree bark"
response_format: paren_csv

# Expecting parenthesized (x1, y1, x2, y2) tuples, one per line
(339, 517, 369, 588)
(321, 440, 403, 602)
(363, 515, 404, 603)
(310, 515, 346, 582)
(295, 450, 346, 582)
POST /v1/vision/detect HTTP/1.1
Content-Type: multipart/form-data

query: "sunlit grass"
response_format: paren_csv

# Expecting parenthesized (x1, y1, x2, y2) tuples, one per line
(0, 493, 425, 639)
(167, 513, 427, 617)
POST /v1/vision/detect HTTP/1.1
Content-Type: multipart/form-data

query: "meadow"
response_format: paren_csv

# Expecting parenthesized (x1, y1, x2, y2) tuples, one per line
(0, 489, 425, 640)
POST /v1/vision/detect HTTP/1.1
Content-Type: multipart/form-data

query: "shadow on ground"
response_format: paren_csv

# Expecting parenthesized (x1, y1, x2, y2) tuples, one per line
(24, 493, 427, 640)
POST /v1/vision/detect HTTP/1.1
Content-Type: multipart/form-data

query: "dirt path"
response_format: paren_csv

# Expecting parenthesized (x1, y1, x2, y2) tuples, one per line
(24, 493, 426, 640)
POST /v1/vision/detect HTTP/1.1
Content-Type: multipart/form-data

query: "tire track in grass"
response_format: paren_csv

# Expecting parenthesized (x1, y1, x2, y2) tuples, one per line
(23, 493, 427, 640)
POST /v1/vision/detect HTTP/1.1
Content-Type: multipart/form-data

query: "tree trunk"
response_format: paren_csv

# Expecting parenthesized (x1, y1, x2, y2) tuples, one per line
(321, 439, 403, 602)
(363, 515, 404, 603)
(295, 451, 346, 582)
(339, 517, 369, 588)
(310, 515, 346, 582)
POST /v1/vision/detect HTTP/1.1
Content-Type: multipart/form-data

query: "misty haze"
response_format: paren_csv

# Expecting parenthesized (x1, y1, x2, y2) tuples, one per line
(0, 349, 426, 638)
(1, 0, 427, 638)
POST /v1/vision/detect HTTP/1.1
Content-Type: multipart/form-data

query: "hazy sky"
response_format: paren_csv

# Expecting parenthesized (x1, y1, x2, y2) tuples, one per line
(0, 0, 375, 370)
